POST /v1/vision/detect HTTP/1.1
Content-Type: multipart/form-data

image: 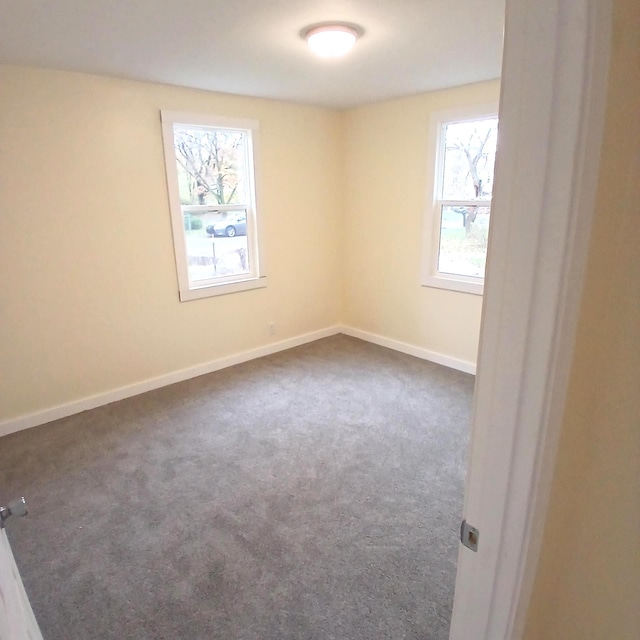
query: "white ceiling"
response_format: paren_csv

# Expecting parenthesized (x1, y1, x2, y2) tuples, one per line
(0, 0, 504, 109)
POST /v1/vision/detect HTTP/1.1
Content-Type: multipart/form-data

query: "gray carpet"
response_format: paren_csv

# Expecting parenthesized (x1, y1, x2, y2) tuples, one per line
(0, 335, 474, 640)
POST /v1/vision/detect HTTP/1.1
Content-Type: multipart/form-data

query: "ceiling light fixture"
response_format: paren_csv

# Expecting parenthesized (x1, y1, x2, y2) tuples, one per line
(303, 23, 361, 58)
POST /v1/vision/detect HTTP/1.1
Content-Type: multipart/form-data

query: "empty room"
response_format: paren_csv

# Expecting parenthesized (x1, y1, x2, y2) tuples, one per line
(2, 1, 638, 640)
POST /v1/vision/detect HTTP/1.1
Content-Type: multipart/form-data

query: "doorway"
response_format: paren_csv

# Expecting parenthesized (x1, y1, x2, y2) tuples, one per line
(449, 1, 612, 639)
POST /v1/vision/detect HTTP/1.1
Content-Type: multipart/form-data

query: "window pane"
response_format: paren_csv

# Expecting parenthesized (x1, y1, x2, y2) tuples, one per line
(183, 209, 250, 283)
(442, 118, 498, 200)
(173, 126, 247, 206)
(438, 205, 490, 278)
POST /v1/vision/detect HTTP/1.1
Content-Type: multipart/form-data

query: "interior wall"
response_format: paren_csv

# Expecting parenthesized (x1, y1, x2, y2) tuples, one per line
(523, 0, 640, 636)
(0, 66, 499, 425)
(0, 66, 343, 422)
(341, 80, 500, 366)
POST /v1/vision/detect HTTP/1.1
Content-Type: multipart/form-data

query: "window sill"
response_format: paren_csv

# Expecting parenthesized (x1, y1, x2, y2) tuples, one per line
(421, 274, 484, 296)
(179, 276, 267, 302)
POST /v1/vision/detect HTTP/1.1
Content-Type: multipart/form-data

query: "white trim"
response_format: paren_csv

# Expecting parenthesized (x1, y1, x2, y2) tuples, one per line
(160, 111, 259, 133)
(0, 326, 341, 438)
(181, 204, 247, 213)
(422, 270, 484, 296)
(0, 325, 475, 438)
(179, 274, 267, 302)
(0, 528, 44, 639)
(437, 199, 492, 208)
(449, 1, 612, 640)
(340, 326, 476, 375)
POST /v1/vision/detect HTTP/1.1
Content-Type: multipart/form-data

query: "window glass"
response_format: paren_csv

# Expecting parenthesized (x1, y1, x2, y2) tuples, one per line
(173, 126, 247, 206)
(437, 205, 491, 278)
(441, 118, 498, 200)
(184, 208, 249, 283)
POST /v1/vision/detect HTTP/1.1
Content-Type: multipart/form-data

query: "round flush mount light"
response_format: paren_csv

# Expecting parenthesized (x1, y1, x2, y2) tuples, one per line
(303, 23, 362, 58)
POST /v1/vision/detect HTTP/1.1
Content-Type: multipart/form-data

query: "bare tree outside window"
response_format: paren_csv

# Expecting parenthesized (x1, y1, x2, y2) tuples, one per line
(436, 117, 498, 279)
(174, 127, 246, 206)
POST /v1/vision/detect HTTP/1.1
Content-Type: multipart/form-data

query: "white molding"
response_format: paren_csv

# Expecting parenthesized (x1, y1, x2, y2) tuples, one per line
(339, 326, 476, 374)
(0, 325, 475, 438)
(160, 111, 259, 132)
(0, 326, 341, 439)
(0, 325, 474, 438)
(179, 275, 267, 302)
(449, 2, 612, 640)
(421, 273, 483, 296)
(0, 528, 44, 639)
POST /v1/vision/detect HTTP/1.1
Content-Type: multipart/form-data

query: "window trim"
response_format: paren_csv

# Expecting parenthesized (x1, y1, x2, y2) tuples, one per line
(160, 110, 267, 302)
(421, 103, 499, 296)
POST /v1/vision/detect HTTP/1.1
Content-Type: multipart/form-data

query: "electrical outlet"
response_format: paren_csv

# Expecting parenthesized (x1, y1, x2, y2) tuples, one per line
(268, 322, 276, 335)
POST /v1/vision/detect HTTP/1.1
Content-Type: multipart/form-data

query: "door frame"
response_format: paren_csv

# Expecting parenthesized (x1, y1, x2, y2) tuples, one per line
(449, 1, 613, 639)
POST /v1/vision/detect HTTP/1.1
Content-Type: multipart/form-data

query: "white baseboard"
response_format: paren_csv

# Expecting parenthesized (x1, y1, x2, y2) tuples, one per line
(0, 326, 341, 438)
(0, 324, 474, 438)
(339, 326, 477, 375)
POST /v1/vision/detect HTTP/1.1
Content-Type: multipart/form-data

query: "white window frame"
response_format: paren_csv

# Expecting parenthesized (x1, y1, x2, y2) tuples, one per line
(160, 111, 267, 302)
(421, 103, 499, 296)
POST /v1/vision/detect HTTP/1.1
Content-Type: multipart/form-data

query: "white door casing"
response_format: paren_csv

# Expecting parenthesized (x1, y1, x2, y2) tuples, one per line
(0, 527, 44, 640)
(449, 1, 612, 640)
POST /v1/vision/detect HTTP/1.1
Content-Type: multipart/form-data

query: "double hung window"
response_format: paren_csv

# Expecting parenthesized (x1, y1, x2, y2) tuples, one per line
(161, 111, 265, 301)
(422, 107, 498, 295)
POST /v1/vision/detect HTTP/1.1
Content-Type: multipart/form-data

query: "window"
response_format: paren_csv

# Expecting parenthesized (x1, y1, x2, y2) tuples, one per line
(422, 106, 498, 295)
(161, 111, 266, 301)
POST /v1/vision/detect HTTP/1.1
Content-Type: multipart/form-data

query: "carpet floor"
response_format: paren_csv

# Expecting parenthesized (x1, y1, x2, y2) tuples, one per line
(0, 335, 474, 640)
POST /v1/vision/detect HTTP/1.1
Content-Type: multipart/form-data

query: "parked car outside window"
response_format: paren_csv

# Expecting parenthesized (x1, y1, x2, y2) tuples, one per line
(206, 213, 247, 237)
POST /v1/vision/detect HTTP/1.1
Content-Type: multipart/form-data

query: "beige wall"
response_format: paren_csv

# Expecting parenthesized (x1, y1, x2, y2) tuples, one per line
(0, 67, 498, 423)
(0, 66, 343, 421)
(342, 81, 499, 365)
(523, 0, 640, 637)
